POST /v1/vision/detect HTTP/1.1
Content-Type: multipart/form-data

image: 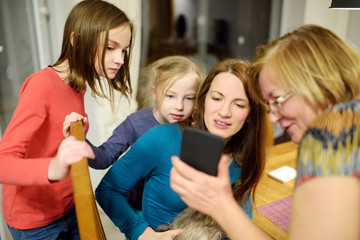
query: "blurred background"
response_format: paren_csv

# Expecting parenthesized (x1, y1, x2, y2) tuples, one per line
(1, 0, 360, 239)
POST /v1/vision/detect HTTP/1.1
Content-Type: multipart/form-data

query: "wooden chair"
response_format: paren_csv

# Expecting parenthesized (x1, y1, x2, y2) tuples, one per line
(266, 114, 274, 147)
(70, 121, 106, 240)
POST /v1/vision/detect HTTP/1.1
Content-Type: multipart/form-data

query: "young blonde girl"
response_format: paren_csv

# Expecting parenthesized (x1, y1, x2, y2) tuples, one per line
(64, 55, 203, 210)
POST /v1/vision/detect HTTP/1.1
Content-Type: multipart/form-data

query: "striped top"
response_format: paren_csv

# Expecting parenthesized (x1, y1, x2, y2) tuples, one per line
(295, 99, 360, 187)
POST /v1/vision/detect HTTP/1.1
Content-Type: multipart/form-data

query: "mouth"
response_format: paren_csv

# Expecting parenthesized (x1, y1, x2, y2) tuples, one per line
(171, 114, 184, 121)
(214, 120, 231, 128)
(109, 68, 120, 73)
(282, 124, 292, 134)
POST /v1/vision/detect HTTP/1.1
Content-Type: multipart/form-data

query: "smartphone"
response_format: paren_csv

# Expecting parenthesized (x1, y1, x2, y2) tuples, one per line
(180, 127, 224, 176)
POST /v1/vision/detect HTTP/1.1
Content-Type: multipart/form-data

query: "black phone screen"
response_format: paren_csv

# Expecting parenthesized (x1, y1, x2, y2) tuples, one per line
(180, 127, 224, 176)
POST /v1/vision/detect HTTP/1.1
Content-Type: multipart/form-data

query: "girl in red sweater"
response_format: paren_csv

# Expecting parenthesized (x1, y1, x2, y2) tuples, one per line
(0, 1, 133, 239)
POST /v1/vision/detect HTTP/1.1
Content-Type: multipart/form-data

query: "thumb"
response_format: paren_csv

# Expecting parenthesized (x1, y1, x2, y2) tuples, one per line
(217, 154, 230, 179)
(170, 228, 187, 238)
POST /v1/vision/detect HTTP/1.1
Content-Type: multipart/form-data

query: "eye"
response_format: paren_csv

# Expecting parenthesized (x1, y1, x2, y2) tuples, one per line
(185, 96, 195, 101)
(235, 102, 245, 108)
(166, 94, 174, 99)
(107, 46, 114, 51)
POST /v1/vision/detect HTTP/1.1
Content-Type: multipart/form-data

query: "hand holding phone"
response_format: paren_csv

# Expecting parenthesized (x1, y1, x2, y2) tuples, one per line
(180, 127, 224, 176)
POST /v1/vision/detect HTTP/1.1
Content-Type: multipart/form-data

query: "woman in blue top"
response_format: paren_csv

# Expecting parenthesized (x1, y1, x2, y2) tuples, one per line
(95, 59, 267, 240)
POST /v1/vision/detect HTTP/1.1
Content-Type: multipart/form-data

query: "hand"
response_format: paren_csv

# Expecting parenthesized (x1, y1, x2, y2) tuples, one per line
(63, 112, 88, 138)
(170, 155, 234, 217)
(138, 226, 187, 240)
(48, 136, 95, 181)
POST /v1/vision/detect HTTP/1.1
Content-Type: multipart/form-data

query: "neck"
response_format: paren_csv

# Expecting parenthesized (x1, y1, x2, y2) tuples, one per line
(53, 60, 70, 84)
(152, 108, 166, 124)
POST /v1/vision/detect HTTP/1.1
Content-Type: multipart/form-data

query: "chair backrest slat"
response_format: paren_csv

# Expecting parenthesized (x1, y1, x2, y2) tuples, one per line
(70, 120, 106, 240)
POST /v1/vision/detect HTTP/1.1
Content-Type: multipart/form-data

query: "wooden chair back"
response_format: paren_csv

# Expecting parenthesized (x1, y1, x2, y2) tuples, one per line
(266, 114, 274, 147)
(70, 121, 106, 240)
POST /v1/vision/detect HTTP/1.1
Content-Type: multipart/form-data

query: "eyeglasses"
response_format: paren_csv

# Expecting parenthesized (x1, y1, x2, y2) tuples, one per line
(266, 91, 293, 115)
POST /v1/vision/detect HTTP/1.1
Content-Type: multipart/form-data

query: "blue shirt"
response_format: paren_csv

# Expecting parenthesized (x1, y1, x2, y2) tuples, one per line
(95, 123, 250, 240)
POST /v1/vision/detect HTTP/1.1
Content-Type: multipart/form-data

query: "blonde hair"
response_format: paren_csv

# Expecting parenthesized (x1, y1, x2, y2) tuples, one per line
(157, 207, 226, 240)
(249, 24, 360, 109)
(136, 56, 204, 109)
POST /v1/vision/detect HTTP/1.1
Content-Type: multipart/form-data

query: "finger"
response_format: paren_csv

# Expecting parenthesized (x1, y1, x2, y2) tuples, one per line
(171, 156, 207, 180)
(217, 154, 231, 179)
(66, 112, 84, 122)
(63, 143, 94, 165)
(82, 116, 89, 126)
(170, 228, 187, 238)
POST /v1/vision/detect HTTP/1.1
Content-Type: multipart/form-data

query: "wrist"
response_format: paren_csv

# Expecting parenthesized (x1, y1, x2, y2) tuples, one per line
(211, 195, 238, 223)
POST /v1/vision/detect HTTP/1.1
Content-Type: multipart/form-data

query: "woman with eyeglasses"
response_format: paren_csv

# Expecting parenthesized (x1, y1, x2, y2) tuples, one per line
(170, 24, 360, 240)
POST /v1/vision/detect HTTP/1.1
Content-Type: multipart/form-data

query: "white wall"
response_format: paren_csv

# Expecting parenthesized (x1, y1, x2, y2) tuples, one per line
(280, 0, 360, 51)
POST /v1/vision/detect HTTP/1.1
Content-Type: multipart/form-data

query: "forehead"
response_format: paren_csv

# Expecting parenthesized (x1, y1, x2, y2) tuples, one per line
(210, 72, 247, 99)
(99, 24, 131, 47)
(259, 66, 286, 97)
(168, 72, 199, 91)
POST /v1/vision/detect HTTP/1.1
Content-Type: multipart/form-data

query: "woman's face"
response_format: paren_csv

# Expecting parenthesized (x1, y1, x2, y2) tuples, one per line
(95, 24, 131, 79)
(204, 72, 250, 141)
(259, 66, 319, 144)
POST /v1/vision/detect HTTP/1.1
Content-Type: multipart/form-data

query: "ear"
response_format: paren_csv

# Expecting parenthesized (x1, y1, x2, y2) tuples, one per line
(70, 32, 75, 46)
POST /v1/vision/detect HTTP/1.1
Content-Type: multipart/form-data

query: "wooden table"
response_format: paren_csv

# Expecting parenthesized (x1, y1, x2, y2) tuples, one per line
(253, 141, 298, 240)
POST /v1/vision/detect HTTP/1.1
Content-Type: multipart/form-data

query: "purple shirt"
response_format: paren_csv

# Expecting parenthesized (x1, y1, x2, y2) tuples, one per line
(87, 107, 158, 169)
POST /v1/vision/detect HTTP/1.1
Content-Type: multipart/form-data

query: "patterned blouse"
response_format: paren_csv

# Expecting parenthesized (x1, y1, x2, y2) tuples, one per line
(295, 99, 360, 187)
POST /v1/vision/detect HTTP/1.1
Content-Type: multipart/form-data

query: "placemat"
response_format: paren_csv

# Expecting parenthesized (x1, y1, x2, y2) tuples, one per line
(256, 195, 293, 232)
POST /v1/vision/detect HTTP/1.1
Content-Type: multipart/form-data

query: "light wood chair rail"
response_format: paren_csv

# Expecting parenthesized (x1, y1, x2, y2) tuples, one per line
(266, 114, 274, 147)
(70, 120, 106, 240)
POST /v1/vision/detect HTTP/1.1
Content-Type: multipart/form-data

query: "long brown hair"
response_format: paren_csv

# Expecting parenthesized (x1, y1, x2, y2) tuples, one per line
(51, 0, 133, 102)
(183, 59, 267, 210)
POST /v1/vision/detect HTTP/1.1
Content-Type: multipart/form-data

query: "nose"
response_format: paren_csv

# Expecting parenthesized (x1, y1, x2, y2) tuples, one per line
(175, 99, 184, 110)
(114, 50, 124, 65)
(218, 102, 231, 118)
(268, 111, 280, 123)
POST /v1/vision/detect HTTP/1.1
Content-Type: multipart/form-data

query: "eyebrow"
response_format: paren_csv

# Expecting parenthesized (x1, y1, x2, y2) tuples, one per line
(167, 89, 196, 95)
(108, 39, 129, 49)
(210, 90, 248, 102)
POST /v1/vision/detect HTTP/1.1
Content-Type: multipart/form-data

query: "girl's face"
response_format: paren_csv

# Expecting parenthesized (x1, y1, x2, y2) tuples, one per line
(95, 24, 131, 79)
(153, 72, 200, 124)
(204, 72, 250, 141)
(259, 66, 319, 144)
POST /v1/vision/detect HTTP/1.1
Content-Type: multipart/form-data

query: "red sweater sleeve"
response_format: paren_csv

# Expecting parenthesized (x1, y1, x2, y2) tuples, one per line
(0, 67, 87, 229)
(0, 67, 86, 185)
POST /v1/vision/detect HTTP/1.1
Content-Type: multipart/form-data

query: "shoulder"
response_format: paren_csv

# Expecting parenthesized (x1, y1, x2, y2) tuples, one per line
(296, 99, 360, 186)
(18, 67, 58, 103)
(126, 108, 158, 127)
(20, 67, 61, 93)
(302, 99, 360, 145)
(144, 123, 182, 138)
(129, 107, 154, 118)
(134, 123, 182, 147)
